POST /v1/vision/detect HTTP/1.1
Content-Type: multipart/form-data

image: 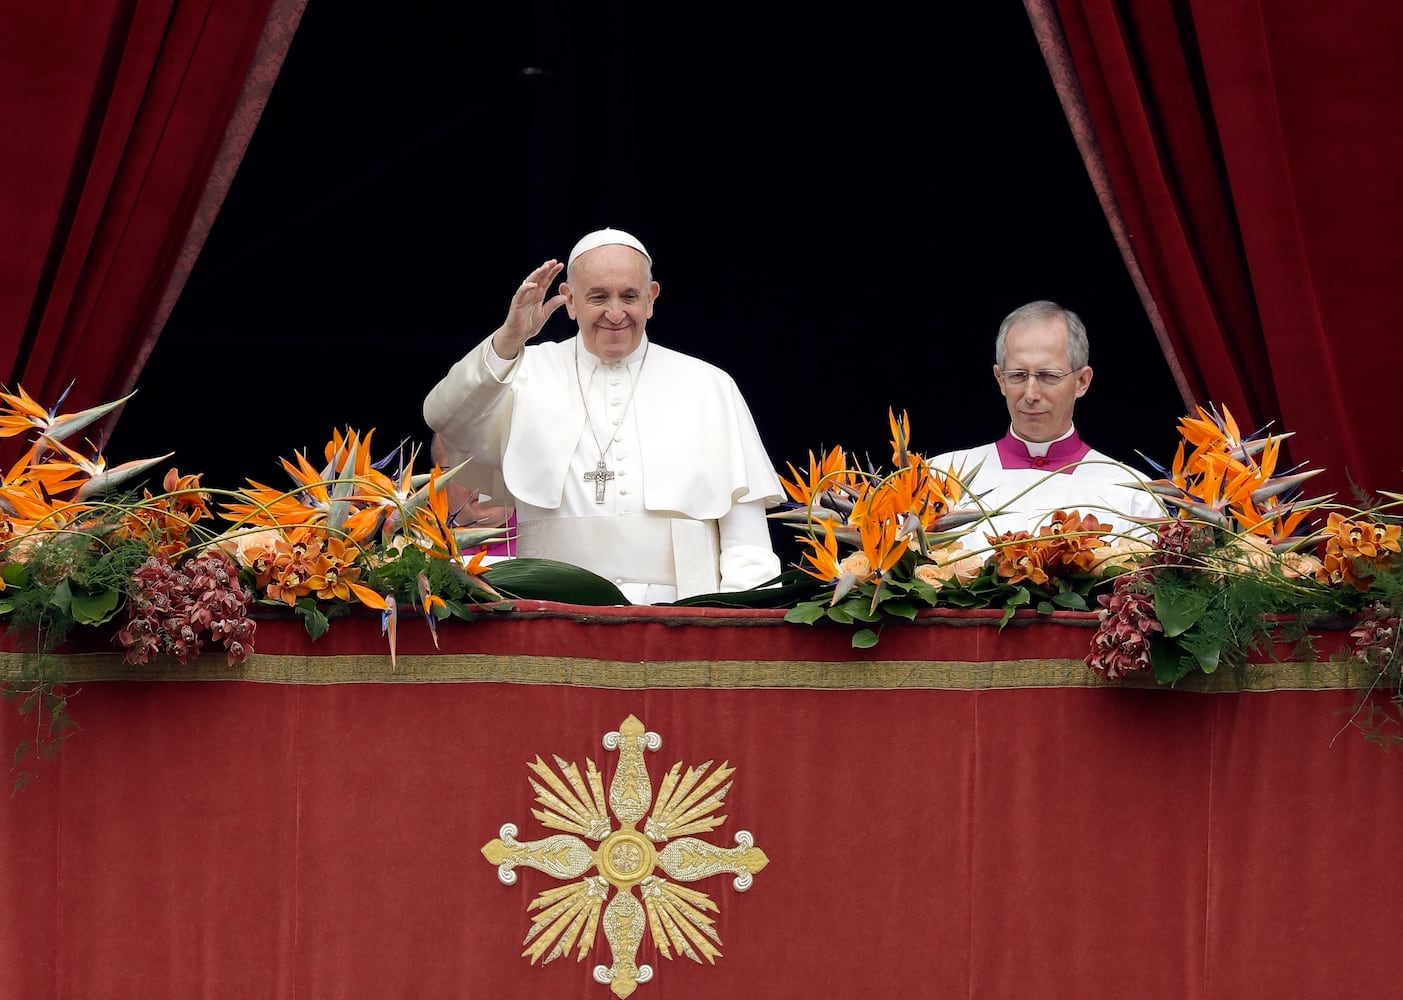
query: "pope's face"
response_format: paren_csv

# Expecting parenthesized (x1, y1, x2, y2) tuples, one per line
(993, 317, 1092, 442)
(561, 245, 658, 361)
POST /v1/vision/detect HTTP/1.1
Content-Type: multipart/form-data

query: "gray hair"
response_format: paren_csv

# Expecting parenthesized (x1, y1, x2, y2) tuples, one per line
(994, 300, 1089, 370)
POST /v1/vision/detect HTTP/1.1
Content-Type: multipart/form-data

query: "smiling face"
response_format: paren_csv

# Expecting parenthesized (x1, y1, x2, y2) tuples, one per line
(993, 315, 1092, 442)
(561, 244, 659, 361)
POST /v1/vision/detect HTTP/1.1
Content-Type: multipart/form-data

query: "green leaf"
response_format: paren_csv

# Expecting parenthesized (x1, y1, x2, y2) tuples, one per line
(1155, 586, 1211, 638)
(1149, 634, 1194, 685)
(851, 629, 880, 649)
(69, 586, 122, 626)
(1177, 629, 1223, 674)
(669, 569, 822, 609)
(784, 602, 829, 625)
(480, 558, 627, 606)
(826, 604, 855, 625)
(842, 599, 883, 623)
(295, 598, 330, 641)
(1051, 590, 1089, 611)
(878, 599, 919, 621)
(49, 578, 73, 614)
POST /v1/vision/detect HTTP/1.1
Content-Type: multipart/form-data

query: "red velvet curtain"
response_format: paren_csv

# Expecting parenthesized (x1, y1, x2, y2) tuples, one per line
(0, 0, 304, 466)
(1027, 0, 1403, 500)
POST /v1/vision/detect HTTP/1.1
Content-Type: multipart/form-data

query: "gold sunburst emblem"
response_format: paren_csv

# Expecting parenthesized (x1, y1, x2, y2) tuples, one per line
(481, 714, 769, 997)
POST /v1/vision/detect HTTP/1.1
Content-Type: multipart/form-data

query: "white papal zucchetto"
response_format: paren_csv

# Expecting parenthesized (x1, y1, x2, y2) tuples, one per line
(566, 228, 651, 269)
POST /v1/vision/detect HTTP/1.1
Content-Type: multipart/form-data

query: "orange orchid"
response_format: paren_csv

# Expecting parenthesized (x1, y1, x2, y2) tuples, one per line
(988, 532, 1052, 587)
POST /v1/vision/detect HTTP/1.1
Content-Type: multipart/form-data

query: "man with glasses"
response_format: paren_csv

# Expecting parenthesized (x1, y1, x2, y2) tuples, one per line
(929, 300, 1162, 541)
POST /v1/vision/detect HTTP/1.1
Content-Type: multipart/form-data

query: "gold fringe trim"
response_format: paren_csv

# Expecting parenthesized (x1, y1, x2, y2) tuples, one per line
(0, 649, 1375, 691)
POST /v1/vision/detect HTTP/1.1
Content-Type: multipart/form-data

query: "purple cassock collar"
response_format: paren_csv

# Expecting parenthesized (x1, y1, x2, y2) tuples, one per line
(996, 431, 1091, 474)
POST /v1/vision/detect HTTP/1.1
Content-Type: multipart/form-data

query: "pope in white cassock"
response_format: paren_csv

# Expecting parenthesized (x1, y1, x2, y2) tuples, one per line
(928, 300, 1164, 543)
(422, 228, 784, 605)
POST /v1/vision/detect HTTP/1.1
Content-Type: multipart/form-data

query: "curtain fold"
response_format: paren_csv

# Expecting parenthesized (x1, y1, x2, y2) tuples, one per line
(1027, 0, 1403, 499)
(0, 0, 304, 466)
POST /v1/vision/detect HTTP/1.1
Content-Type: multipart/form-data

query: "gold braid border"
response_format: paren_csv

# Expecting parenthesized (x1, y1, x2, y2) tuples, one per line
(0, 649, 1374, 691)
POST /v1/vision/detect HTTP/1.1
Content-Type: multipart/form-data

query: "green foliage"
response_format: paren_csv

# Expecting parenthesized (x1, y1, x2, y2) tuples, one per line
(481, 558, 628, 606)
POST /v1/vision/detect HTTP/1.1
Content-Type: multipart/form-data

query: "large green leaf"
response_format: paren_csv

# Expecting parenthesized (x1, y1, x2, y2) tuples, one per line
(1149, 634, 1195, 685)
(784, 602, 829, 624)
(851, 628, 880, 649)
(1155, 586, 1211, 638)
(668, 569, 823, 609)
(69, 586, 122, 626)
(1177, 629, 1223, 674)
(482, 558, 627, 606)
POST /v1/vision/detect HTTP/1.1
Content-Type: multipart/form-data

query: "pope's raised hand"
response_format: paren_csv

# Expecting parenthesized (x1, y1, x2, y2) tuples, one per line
(492, 259, 566, 359)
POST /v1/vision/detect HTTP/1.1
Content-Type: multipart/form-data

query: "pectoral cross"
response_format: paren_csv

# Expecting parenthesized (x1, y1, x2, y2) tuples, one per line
(584, 458, 614, 504)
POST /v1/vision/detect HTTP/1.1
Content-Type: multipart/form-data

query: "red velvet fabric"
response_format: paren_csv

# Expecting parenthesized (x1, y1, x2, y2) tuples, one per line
(1033, 0, 1403, 499)
(0, 0, 296, 465)
(2, 616, 1398, 998)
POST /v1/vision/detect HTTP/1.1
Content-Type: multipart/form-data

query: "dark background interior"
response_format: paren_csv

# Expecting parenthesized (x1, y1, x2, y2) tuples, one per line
(116, 2, 1186, 539)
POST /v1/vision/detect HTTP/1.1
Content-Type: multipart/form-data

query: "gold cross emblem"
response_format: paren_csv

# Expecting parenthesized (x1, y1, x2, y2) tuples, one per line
(482, 715, 769, 996)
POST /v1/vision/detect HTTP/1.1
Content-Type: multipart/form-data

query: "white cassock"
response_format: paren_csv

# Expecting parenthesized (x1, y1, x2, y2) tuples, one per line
(929, 429, 1166, 545)
(423, 332, 783, 604)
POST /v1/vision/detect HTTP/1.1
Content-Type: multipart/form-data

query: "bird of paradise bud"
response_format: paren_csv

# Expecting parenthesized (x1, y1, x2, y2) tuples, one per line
(30, 432, 174, 501)
(416, 571, 447, 649)
(382, 594, 398, 671)
(795, 520, 867, 605)
(404, 469, 499, 600)
(0, 383, 137, 465)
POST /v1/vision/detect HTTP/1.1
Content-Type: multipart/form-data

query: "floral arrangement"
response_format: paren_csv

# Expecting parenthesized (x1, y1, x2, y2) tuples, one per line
(771, 409, 1161, 645)
(769, 406, 1403, 716)
(0, 384, 625, 789)
(4, 384, 1403, 789)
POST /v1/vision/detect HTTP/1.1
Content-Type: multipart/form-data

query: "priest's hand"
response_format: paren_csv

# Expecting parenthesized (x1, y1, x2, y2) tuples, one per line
(492, 259, 566, 359)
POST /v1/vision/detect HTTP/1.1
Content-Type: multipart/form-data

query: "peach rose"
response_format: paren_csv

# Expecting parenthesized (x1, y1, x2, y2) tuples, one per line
(1218, 533, 1276, 575)
(839, 551, 873, 579)
(1279, 550, 1324, 580)
(915, 543, 983, 590)
(1090, 537, 1153, 576)
(211, 527, 285, 569)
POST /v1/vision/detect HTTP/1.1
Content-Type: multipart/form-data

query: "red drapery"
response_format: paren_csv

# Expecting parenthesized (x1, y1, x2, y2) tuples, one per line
(1028, 0, 1403, 499)
(1, 610, 1397, 998)
(0, 0, 304, 465)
